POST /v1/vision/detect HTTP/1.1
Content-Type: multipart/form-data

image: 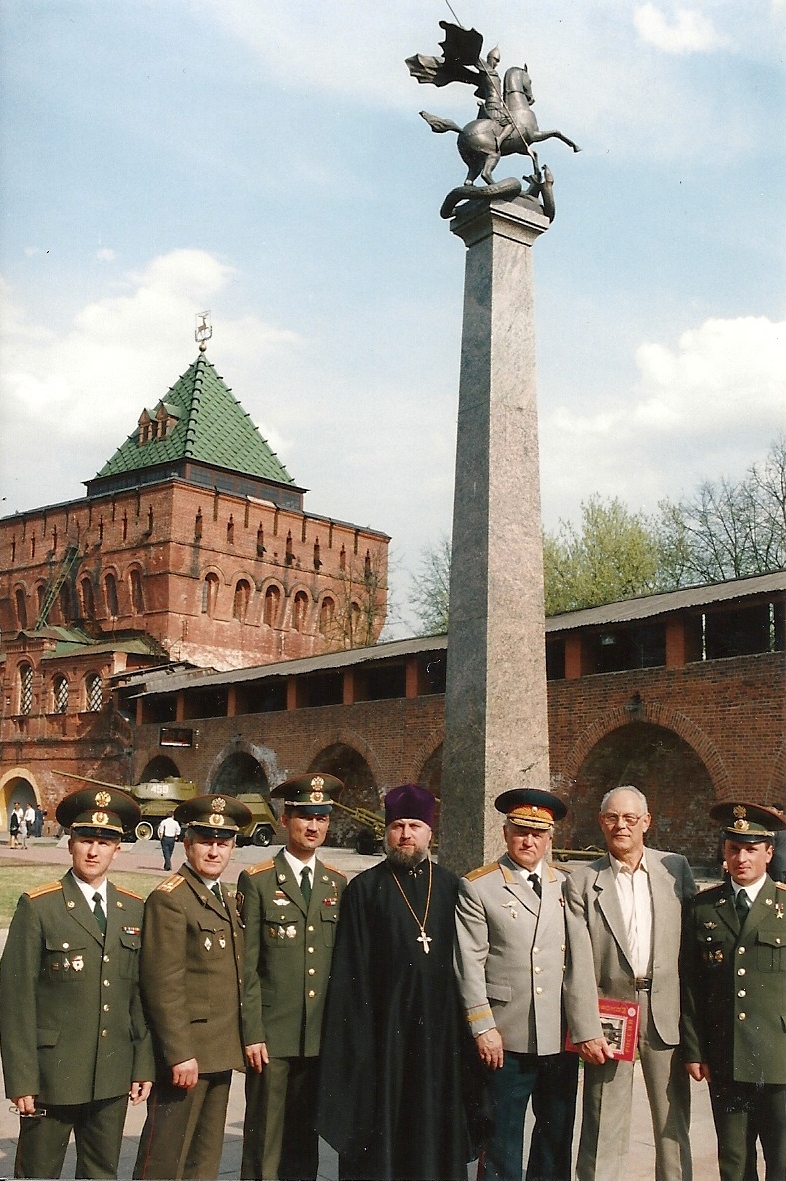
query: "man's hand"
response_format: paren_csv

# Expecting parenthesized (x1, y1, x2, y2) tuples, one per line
(245, 1043, 269, 1073)
(475, 1028, 504, 1070)
(171, 1059, 199, 1090)
(575, 1036, 616, 1065)
(685, 1061, 710, 1082)
(129, 1081, 152, 1105)
(12, 1096, 36, 1116)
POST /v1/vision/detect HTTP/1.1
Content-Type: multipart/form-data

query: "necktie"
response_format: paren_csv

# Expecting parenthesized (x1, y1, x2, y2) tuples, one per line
(92, 892, 106, 935)
(300, 866, 312, 906)
(211, 882, 225, 909)
(735, 889, 750, 925)
(528, 873, 541, 899)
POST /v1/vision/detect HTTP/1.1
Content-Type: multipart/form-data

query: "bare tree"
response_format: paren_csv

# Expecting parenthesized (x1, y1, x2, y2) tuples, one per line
(410, 535, 451, 635)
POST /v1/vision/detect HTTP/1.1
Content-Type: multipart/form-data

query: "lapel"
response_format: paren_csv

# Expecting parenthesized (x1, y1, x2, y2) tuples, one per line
(61, 870, 104, 946)
(182, 864, 229, 922)
(499, 854, 540, 918)
(739, 876, 777, 939)
(273, 849, 308, 916)
(713, 879, 739, 938)
(104, 880, 125, 949)
(647, 851, 673, 957)
(593, 856, 634, 973)
(537, 865, 562, 935)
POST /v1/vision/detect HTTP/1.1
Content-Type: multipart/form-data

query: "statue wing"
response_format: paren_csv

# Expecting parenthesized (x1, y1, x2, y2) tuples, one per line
(406, 21, 484, 88)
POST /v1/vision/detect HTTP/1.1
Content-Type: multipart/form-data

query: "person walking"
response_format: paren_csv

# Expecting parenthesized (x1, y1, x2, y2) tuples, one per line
(157, 812, 180, 872)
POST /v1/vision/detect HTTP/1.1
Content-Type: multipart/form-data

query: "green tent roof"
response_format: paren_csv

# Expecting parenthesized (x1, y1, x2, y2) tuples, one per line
(95, 354, 295, 486)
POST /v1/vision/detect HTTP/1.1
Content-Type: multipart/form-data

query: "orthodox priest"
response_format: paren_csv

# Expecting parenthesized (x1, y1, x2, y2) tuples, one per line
(318, 783, 483, 1181)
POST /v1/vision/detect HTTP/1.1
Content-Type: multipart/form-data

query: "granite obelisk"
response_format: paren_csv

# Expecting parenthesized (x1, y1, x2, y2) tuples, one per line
(439, 196, 551, 875)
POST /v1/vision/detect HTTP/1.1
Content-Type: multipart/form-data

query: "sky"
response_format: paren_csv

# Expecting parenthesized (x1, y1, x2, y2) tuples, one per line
(1, 0, 784, 635)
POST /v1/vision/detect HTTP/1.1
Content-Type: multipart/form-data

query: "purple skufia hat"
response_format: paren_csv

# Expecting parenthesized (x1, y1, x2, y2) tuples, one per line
(384, 783, 435, 827)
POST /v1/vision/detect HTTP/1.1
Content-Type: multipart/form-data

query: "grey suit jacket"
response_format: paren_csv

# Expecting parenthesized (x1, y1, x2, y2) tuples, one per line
(564, 848, 696, 1046)
(454, 854, 601, 1055)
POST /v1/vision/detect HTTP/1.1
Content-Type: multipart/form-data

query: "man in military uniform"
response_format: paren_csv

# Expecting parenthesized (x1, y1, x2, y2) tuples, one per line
(681, 801, 786, 1181)
(133, 794, 250, 1180)
(238, 773, 345, 1181)
(454, 788, 602, 1181)
(0, 786, 154, 1179)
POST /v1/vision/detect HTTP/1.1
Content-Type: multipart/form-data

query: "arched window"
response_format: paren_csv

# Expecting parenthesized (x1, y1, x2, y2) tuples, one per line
(53, 675, 69, 714)
(292, 590, 309, 632)
(105, 573, 119, 617)
(15, 588, 27, 630)
(58, 583, 72, 625)
(19, 664, 33, 715)
(36, 584, 46, 617)
(350, 601, 361, 640)
(319, 596, 335, 637)
(263, 585, 280, 627)
(80, 577, 96, 620)
(201, 573, 219, 616)
(233, 579, 251, 622)
(85, 673, 103, 712)
(129, 569, 144, 614)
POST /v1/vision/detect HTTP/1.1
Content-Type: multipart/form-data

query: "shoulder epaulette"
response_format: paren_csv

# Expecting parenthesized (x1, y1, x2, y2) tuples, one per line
(115, 884, 143, 900)
(776, 882, 786, 892)
(321, 863, 346, 879)
(694, 881, 724, 896)
(465, 862, 499, 882)
(26, 881, 62, 900)
(245, 859, 275, 877)
(156, 873, 185, 893)
(547, 862, 567, 878)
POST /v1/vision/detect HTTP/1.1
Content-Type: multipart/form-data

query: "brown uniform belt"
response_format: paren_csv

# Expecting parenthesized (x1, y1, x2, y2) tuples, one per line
(633, 977, 652, 991)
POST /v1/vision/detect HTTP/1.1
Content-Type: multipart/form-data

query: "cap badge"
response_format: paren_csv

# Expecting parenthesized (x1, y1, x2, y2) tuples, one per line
(92, 812, 109, 826)
(733, 805, 747, 819)
(310, 775, 325, 803)
(212, 797, 226, 812)
(733, 818, 750, 831)
(95, 791, 112, 808)
(208, 813, 225, 827)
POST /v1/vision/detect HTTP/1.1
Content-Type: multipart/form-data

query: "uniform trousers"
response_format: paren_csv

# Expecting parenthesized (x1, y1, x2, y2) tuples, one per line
(242, 1056, 320, 1180)
(708, 1079, 786, 1181)
(133, 1071, 232, 1180)
(14, 1093, 128, 1179)
(576, 992, 692, 1181)
(481, 1050, 579, 1181)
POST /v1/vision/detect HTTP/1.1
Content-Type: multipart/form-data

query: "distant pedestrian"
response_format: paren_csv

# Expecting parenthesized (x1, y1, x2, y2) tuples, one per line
(157, 812, 180, 871)
(18, 816, 28, 849)
(34, 805, 45, 838)
(9, 803, 22, 848)
(24, 804, 36, 842)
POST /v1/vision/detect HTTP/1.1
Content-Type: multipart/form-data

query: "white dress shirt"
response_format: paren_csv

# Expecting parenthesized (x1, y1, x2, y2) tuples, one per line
(611, 852, 653, 977)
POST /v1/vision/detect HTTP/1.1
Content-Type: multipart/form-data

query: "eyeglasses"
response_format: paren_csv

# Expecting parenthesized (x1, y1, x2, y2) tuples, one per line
(600, 813, 645, 828)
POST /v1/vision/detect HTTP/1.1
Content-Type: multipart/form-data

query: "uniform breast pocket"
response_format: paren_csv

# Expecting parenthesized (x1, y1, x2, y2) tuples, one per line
(700, 939, 727, 967)
(44, 938, 88, 982)
(263, 913, 296, 947)
(119, 930, 141, 979)
(320, 905, 338, 947)
(755, 929, 785, 971)
(197, 920, 228, 956)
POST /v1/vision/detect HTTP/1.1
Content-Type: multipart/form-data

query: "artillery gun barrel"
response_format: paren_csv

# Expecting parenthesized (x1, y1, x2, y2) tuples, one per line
(53, 770, 129, 790)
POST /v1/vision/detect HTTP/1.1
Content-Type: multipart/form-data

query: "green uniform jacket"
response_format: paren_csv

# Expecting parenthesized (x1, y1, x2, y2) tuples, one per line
(0, 872, 154, 1106)
(681, 875, 786, 1085)
(140, 865, 245, 1075)
(238, 850, 346, 1058)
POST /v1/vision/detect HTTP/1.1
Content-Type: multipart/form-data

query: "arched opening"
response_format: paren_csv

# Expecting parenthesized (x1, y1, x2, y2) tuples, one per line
(139, 756, 181, 781)
(53, 675, 69, 714)
(211, 752, 270, 799)
(1, 774, 38, 831)
(18, 664, 33, 715)
(129, 569, 145, 614)
(105, 572, 119, 617)
(569, 720, 717, 863)
(309, 744, 378, 848)
(58, 582, 72, 625)
(319, 596, 335, 637)
(263, 585, 281, 627)
(233, 579, 251, 623)
(292, 590, 309, 632)
(15, 588, 27, 630)
(202, 573, 219, 616)
(80, 576, 96, 620)
(85, 673, 103, 713)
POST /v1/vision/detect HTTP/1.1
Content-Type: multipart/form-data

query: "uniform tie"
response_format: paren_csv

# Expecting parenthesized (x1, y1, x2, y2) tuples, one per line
(211, 882, 225, 909)
(92, 892, 106, 935)
(528, 873, 542, 899)
(300, 866, 312, 906)
(735, 888, 750, 925)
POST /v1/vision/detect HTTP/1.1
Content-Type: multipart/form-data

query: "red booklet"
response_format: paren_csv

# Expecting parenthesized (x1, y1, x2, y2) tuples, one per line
(565, 997, 641, 1063)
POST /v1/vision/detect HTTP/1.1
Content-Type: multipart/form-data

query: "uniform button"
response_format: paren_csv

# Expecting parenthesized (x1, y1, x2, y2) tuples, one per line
(738, 947, 745, 955)
(308, 968, 315, 975)
(738, 1012, 746, 1021)
(535, 987, 543, 995)
(308, 990, 316, 998)
(101, 1029, 108, 1037)
(103, 1003, 110, 1012)
(103, 979, 111, 987)
(308, 947, 314, 954)
(62, 943, 69, 950)
(308, 925, 315, 932)
(737, 968, 745, 976)
(534, 966, 542, 974)
(103, 955, 110, 963)
(561, 945, 565, 952)
(777, 938, 781, 945)
(533, 947, 539, 954)
(737, 990, 746, 998)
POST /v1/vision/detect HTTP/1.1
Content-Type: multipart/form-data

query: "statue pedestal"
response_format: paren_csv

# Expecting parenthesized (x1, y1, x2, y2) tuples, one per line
(440, 196, 551, 875)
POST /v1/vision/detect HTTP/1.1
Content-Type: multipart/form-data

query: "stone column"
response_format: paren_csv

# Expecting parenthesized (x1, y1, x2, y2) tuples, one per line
(440, 196, 550, 876)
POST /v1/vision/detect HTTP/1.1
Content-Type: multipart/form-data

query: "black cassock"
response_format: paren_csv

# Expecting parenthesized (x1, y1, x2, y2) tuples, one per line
(318, 858, 484, 1181)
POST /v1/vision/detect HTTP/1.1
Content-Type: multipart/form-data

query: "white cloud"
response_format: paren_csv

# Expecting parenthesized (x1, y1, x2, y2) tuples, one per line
(0, 251, 300, 512)
(634, 4, 731, 54)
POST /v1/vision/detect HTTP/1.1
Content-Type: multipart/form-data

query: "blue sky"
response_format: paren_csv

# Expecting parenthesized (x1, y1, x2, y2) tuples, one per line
(1, 0, 784, 633)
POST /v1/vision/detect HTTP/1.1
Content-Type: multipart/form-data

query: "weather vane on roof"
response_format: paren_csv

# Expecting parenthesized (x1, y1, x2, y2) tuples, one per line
(195, 311, 212, 353)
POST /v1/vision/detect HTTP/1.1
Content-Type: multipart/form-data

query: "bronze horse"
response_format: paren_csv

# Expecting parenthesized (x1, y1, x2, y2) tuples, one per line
(420, 65, 580, 186)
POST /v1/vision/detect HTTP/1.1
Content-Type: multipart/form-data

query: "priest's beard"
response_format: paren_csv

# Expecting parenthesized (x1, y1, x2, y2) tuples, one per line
(385, 843, 429, 870)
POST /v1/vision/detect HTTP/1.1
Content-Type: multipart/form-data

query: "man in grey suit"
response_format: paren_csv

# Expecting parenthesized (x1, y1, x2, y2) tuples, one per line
(455, 788, 603, 1181)
(565, 785, 695, 1181)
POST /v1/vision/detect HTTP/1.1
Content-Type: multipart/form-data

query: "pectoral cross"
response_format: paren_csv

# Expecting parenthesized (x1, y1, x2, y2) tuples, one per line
(417, 928, 432, 954)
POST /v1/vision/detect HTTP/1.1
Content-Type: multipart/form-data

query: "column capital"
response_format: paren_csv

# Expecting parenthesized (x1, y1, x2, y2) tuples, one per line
(450, 196, 550, 249)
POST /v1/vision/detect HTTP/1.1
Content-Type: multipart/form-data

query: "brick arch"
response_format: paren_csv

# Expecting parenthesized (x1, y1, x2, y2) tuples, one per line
(304, 732, 382, 849)
(405, 729, 444, 786)
(300, 727, 384, 792)
(198, 562, 227, 584)
(205, 738, 279, 795)
(564, 701, 731, 799)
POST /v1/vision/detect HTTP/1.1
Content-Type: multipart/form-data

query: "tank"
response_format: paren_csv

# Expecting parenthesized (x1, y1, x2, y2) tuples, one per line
(128, 779, 279, 847)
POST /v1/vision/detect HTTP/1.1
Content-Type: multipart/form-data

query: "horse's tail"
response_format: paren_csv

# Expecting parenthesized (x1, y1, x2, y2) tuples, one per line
(420, 110, 461, 135)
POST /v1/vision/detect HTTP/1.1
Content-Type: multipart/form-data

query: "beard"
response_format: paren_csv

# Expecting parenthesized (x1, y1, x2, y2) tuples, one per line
(385, 841, 428, 869)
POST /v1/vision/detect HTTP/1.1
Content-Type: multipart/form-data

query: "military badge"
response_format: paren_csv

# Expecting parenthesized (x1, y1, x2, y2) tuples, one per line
(703, 921, 717, 929)
(71, 955, 84, 971)
(67, 900, 75, 909)
(218, 935, 226, 949)
(92, 811, 109, 826)
(204, 936, 212, 951)
(95, 791, 112, 807)
(286, 925, 297, 939)
(209, 813, 225, 827)
(212, 797, 226, 812)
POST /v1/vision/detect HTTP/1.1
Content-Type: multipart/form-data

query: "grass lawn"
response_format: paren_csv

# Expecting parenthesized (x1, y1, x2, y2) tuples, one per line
(0, 866, 161, 926)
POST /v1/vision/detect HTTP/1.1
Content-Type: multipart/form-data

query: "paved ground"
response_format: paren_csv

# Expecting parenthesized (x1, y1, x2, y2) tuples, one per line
(0, 840, 751, 1179)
